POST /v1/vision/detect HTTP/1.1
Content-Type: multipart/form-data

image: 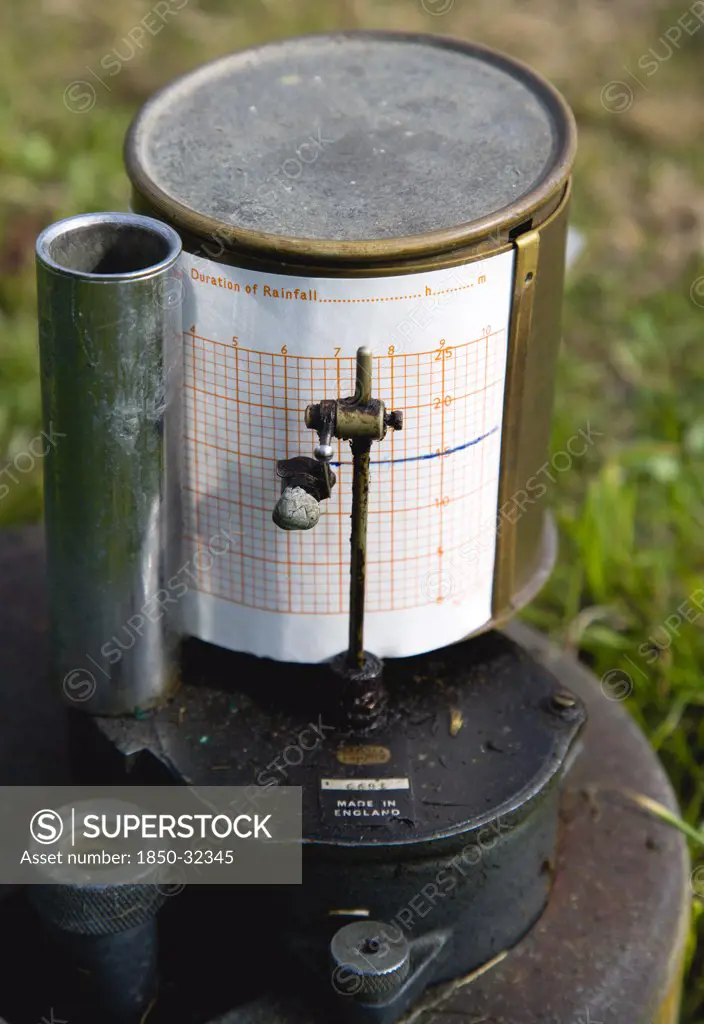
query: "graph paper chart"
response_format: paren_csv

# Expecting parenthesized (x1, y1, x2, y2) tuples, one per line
(180, 250, 515, 662)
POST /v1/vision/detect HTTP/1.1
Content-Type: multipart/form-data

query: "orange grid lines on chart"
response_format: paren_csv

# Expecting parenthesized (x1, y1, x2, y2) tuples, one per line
(182, 330, 506, 617)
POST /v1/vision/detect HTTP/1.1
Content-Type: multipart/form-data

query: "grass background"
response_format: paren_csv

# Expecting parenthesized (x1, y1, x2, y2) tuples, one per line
(1, 0, 703, 1016)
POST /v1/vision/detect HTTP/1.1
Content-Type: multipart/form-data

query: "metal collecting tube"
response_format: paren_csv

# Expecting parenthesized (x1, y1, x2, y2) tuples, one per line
(36, 212, 183, 716)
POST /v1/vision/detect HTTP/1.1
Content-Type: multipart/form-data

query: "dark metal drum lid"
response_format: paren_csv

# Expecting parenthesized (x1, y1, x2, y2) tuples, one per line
(125, 33, 575, 257)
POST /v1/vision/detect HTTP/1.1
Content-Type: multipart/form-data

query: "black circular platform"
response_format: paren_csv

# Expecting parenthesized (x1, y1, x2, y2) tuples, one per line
(0, 528, 689, 1023)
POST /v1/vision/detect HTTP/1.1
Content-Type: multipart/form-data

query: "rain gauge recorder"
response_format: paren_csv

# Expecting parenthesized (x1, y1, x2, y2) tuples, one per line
(0, 30, 689, 1024)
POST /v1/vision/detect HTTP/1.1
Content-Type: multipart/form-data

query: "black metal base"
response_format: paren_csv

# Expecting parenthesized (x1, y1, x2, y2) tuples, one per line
(0, 529, 690, 1024)
(74, 629, 584, 1022)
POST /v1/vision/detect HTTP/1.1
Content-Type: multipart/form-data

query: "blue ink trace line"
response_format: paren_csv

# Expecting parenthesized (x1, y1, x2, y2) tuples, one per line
(330, 426, 499, 467)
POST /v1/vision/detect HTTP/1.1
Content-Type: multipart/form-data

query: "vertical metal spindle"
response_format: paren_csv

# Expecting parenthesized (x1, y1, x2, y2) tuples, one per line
(347, 348, 373, 671)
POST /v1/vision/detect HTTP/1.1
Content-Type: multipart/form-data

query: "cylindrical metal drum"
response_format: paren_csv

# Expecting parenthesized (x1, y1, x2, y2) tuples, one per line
(36, 213, 183, 715)
(125, 32, 577, 665)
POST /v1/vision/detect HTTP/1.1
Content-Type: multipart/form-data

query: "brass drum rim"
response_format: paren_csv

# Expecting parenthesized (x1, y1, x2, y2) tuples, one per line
(124, 31, 577, 266)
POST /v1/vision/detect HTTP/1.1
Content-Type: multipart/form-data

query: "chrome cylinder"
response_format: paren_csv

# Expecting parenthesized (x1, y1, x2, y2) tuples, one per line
(36, 212, 183, 716)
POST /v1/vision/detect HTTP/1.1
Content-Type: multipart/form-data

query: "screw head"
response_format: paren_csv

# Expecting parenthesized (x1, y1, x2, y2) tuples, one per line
(305, 403, 321, 429)
(330, 920, 410, 1004)
(547, 689, 582, 721)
